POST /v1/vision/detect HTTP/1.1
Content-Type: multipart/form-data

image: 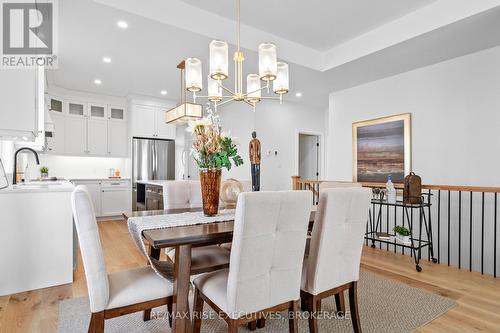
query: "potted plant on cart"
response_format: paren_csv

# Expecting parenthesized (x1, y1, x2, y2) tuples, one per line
(393, 225, 411, 244)
(190, 109, 243, 216)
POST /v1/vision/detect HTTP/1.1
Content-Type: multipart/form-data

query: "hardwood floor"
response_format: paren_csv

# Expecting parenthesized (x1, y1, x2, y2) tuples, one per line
(1, 219, 499, 332)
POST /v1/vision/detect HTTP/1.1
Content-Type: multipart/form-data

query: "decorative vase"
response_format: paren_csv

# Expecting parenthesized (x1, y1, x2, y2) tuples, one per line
(200, 168, 222, 216)
(41, 172, 48, 179)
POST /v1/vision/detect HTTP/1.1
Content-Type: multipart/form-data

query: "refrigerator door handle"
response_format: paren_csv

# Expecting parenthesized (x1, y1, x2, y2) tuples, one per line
(153, 140, 157, 180)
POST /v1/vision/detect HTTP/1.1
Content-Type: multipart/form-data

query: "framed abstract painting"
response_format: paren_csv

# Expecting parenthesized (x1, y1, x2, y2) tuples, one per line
(352, 113, 411, 183)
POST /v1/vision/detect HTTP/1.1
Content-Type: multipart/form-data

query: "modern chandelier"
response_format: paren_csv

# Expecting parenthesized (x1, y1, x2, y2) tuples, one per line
(183, 0, 289, 112)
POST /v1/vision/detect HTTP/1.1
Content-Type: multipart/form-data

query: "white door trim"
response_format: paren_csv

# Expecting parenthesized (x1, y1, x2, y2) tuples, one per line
(294, 130, 324, 180)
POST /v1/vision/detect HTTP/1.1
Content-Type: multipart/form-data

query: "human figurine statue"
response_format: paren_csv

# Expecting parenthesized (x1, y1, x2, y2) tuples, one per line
(249, 131, 261, 191)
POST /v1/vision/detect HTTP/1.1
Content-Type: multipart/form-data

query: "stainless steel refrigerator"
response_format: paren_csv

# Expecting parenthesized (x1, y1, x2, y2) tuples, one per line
(132, 137, 175, 210)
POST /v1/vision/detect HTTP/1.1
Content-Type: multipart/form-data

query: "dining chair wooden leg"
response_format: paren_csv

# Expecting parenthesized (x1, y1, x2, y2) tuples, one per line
(143, 309, 151, 321)
(88, 311, 104, 333)
(247, 321, 257, 330)
(316, 299, 322, 312)
(192, 287, 204, 333)
(167, 298, 173, 328)
(348, 282, 362, 333)
(257, 318, 266, 328)
(288, 300, 299, 333)
(228, 319, 239, 333)
(305, 294, 318, 333)
(334, 292, 346, 314)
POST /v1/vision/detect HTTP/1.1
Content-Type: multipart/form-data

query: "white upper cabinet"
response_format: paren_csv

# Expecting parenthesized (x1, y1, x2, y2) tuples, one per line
(155, 107, 176, 139)
(64, 117, 87, 154)
(107, 121, 128, 156)
(65, 100, 87, 117)
(87, 119, 108, 155)
(45, 113, 65, 154)
(0, 67, 43, 140)
(89, 103, 107, 119)
(108, 105, 126, 121)
(130, 103, 176, 139)
(130, 104, 156, 138)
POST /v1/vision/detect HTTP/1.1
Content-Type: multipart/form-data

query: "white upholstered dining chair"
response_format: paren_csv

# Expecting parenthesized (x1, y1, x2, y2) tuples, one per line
(72, 186, 174, 333)
(301, 187, 372, 333)
(162, 180, 232, 273)
(192, 190, 312, 333)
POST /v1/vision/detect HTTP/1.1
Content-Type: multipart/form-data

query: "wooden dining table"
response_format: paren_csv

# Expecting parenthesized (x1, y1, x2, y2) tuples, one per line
(123, 207, 316, 333)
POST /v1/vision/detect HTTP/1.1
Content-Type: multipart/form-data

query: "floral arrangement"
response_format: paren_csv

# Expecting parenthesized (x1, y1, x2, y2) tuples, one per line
(188, 106, 243, 171)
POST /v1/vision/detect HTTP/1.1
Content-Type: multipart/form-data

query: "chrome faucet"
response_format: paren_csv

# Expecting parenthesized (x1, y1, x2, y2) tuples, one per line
(13, 147, 40, 184)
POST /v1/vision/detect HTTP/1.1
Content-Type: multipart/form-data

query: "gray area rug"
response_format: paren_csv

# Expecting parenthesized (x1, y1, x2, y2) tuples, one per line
(58, 271, 455, 333)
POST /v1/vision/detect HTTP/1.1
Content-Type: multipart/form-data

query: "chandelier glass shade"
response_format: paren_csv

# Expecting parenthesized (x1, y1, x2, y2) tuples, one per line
(183, 0, 289, 111)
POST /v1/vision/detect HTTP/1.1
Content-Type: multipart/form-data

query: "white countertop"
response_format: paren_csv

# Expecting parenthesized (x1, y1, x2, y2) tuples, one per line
(70, 178, 130, 182)
(0, 180, 75, 194)
(136, 180, 178, 186)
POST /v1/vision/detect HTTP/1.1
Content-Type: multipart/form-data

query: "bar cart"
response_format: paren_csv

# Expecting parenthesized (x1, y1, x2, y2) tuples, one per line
(365, 196, 438, 272)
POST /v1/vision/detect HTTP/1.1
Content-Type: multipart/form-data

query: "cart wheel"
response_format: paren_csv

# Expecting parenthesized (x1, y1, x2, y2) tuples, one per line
(371, 244, 376, 248)
(432, 258, 438, 264)
(416, 265, 422, 272)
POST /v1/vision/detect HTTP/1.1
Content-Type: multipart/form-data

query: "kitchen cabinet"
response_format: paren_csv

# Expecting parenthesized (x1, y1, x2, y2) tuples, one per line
(65, 100, 87, 117)
(130, 104, 176, 139)
(64, 117, 87, 154)
(89, 104, 107, 119)
(87, 119, 108, 155)
(108, 106, 126, 121)
(130, 104, 156, 138)
(107, 121, 128, 156)
(71, 179, 130, 217)
(101, 180, 130, 216)
(45, 113, 65, 154)
(46, 97, 127, 157)
(155, 107, 176, 139)
(0, 67, 44, 140)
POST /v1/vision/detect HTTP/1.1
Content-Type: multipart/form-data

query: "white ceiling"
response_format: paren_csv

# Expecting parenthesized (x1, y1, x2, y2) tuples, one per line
(180, 0, 436, 51)
(49, 0, 500, 109)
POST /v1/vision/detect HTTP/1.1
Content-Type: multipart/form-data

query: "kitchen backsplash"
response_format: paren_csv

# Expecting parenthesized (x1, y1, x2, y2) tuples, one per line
(39, 155, 130, 179)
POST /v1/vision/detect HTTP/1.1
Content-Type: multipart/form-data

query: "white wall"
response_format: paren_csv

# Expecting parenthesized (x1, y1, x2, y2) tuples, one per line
(327, 45, 500, 187)
(210, 101, 326, 190)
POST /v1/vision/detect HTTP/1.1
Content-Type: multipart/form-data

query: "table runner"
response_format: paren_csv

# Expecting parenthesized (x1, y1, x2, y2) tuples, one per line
(127, 209, 235, 280)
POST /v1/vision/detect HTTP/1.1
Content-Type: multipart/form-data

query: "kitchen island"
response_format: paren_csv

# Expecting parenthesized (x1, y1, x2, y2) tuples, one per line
(0, 181, 74, 296)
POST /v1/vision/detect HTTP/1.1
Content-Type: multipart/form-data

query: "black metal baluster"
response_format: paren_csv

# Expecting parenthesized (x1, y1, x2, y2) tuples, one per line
(470, 191, 473, 272)
(481, 192, 485, 275)
(402, 203, 405, 255)
(447, 190, 451, 266)
(459, 191, 462, 269)
(386, 204, 389, 251)
(410, 207, 413, 258)
(437, 190, 441, 264)
(427, 189, 432, 261)
(394, 205, 397, 253)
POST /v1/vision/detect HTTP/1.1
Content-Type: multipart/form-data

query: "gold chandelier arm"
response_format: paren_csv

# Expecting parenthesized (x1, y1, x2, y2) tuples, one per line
(218, 82, 237, 96)
(217, 97, 236, 107)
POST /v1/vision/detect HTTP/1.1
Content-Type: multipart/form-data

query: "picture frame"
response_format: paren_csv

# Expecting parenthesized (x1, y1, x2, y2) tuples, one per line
(352, 113, 411, 183)
(0, 158, 8, 189)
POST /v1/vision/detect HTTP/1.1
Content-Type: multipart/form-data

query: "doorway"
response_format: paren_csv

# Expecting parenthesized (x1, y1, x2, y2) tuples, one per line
(298, 133, 320, 180)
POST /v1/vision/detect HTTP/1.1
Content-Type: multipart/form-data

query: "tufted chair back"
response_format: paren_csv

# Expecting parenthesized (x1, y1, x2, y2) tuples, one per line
(163, 181, 195, 209)
(71, 185, 109, 313)
(303, 187, 371, 295)
(163, 180, 252, 210)
(226, 191, 311, 316)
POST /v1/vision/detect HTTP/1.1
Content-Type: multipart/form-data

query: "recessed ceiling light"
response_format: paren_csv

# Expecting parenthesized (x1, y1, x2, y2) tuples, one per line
(94, 79, 102, 85)
(102, 57, 112, 63)
(295, 92, 303, 97)
(117, 20, 128, 29)
(161, 90, 167, 96)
